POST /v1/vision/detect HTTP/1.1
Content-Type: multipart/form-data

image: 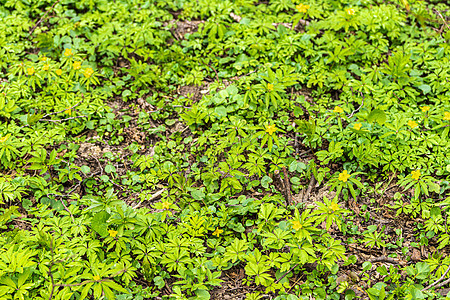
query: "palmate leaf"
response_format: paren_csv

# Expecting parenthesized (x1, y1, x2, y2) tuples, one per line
(223, 238, 248, 263)
(244, 261, 272, 286)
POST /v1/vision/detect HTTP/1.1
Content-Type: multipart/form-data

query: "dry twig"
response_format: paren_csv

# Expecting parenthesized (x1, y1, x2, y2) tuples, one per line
(369, 256, 406, 266)
(40, 115, 87, 122)
(423, 264, 450, 291)
(29, 0, 62, 37)
(434, 9, 450, 31)
(347, 91, 365, 119)
(21, 96, 84, 128)
(281, 166, 293, 206)
(302, 174, 316, 202)
(275, 263, 299, 284)
(132, 189, 165, 209)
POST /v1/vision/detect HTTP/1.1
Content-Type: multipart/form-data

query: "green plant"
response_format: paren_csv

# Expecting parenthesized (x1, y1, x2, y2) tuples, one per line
(1, 0, 450, 298)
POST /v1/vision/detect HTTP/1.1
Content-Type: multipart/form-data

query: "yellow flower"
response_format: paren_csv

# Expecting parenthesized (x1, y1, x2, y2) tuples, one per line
(407, 120, 418, 129)
(64, 48, 73, 57)
(265, 124, 277, 136)
(83, 67, 94, 78)
(108, 229, 118, 237)
(353, 123, 362, 130)
(296, 3, 310, 13)
(64, 109, 71, 115)
(40, 56, 47, 61)
(73, 61, 81, 70)
(333, 106, 343, 113)
(346, 8, 356, 15)
(292, 220, 302, 231)
(338, 170, 351, 182)
(329, 202, 340, 212)
(267, 83, 274, 92)
(43, 64, 50, 71)
(55, 69, 63, 76)
(421, 106, 430, 113)
(27, 67, 35, 76)
(93, 275, 101, 281)
(212, 228, 223, 237)
(411, 170, 421, 180)
(444, 112, 450, 121)
(161, 201, 171, 209)
(0, 136, 8, 143)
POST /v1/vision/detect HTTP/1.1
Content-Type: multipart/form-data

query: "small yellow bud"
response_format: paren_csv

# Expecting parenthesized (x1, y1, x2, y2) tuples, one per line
(265, 124, 277, 136)
(161, 201, 171, 209)
(346, 8, 356, 15)
(292, 220, 302, 231)
(83, 67, 94, 78)
(64, 48, 73, 57)
(27, 67, 35, 76)
(108, 229, 118, 237)
(212, 228, 223, 237)
(295, 3, 310, 13)
(333, 106, 343, 113)
(329, 202, 340, 212)
(73, 61, 81, 70)
(444, 112, 450, 121)
(407, 120, 418, 129)
(411, 170, 421, 180)
(338, 170, 351, 182)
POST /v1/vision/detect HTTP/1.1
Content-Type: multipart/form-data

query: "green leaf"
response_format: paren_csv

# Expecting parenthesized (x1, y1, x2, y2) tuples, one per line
(153, 276, 165, 289)
(103, 280, 128, 293)
(191, 188, 205, 200)
(91, 211, 110, 237)
(367, 109, 386, 125)
(122, 89, 132, 98)
(80, 282, 94, 299)
(261, 175, 273, 189)
(418, 84, 431, 95)
(215, 106, 227, 118)
(105, 165, 116, 174)
(195, 289, 211, 300)
(81, 165, 91, 174)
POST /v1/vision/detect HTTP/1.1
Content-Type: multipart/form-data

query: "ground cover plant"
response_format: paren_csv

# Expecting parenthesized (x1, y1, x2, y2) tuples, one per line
(0, 0, 450, 299)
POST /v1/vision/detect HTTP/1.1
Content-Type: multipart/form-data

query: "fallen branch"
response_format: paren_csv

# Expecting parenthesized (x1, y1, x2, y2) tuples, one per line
(281, 166, 293, 206)
(133, 189, 165, 209)
(434, 9, 450, 31)
(302, 174, 315, 202)
(40, 115, 87, 122)
(21, 95, 84, 128)
(275, 263, 299, 284)
(346, 243, 381, 254)
(423, 264, 450, 291)
(200, 60, 219, 82)
(43, 97, 84, 118)
(29, 0, 62, 38)
(347, 91, 365, 119)
(46, 193, 75, 223)
(369, 256, 406, 266)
